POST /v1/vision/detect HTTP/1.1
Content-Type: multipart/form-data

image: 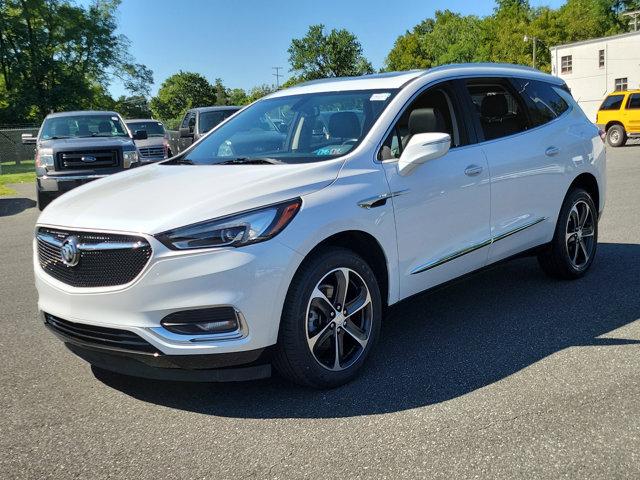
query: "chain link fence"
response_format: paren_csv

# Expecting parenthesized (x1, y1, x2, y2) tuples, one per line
(0, 125, 39, 165)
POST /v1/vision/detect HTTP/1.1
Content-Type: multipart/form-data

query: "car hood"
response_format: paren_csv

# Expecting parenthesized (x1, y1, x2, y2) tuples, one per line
(39, 137, 136, 149)
(37, 161, 343, 234)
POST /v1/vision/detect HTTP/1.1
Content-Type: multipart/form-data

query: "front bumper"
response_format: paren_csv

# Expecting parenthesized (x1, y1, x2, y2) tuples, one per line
(35, 230, 304, 361)
(37, 174, 109, 194)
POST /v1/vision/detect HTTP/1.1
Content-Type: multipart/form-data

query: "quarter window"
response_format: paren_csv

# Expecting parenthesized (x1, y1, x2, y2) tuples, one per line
(598, 49, 605, 68)
(561, 55, 572, 74)
(628, 94, 640, 109)
(511, 79, 569, 127)
(599, 95, 624, 111)
(614, 78, 628, 91)
(467, 82, 527, 141)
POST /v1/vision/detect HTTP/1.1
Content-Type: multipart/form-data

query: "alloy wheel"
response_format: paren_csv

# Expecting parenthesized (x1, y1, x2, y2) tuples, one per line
(305, 268, 373, 371)
(565, 199, 595, 269)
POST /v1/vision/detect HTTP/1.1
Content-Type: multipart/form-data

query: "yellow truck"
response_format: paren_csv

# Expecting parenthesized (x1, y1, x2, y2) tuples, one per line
(596, 90, 640, 147)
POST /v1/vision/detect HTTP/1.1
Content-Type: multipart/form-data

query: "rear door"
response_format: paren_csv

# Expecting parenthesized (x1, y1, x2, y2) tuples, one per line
(463, 77, 581, 263)
(625, 93, 640, 133)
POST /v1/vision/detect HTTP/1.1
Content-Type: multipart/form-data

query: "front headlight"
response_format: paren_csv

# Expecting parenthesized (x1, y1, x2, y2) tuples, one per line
(35, 148, 54, 170)
(123, 150, 138, 168)
(156, 198, 302, 250)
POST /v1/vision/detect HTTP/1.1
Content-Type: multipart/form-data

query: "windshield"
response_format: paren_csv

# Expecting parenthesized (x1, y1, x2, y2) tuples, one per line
(199, 110, 238, 134)
(126, 121, 166, 137)
(41, 114, 128, 140)
(182, 89, 397, 165)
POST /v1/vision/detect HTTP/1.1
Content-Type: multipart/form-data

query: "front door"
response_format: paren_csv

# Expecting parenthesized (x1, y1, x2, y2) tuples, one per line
(381, 82, 491, 299)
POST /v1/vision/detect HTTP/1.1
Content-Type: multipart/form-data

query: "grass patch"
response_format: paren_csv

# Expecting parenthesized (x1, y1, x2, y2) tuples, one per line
(0, 160, 35, 196)
(0, 160, 36, 197)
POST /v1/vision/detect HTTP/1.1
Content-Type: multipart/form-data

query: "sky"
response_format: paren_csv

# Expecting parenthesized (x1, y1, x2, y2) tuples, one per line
(108, 0, 566, 98)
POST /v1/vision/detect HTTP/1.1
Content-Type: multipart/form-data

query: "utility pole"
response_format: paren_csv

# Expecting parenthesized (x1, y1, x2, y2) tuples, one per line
(272, 67, 283, 89)
(623, 10, 640, 32)
(524, 35, 541, 69)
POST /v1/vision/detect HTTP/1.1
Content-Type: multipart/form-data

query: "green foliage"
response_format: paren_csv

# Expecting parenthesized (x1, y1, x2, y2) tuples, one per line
(149, 71, 217, 126)
(114, 95, 152, 119)
(0, 0, 153, 124)
(246, 84, 276, 104)
(385, 0, 640, 73)
(288, 24, 374, 81)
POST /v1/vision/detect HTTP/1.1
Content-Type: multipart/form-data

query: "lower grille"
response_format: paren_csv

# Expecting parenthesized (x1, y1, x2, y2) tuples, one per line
(37, 227, 152, 288)
(57, 149, 119, 169)
(138, 146, 164, 158)
(44, 313, 158, 354)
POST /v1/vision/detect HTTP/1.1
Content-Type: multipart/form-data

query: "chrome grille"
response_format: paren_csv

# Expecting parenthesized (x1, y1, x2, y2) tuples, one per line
(138, 146, 164, 158)
(57, 150, 119, 169)
(44, 313, 158, 354)
(37, 227, 152, 287)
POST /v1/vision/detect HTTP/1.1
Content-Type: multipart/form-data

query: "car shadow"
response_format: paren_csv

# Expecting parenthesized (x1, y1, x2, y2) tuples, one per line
(95, 242, 640, 419)
(0, 197, 36, 217)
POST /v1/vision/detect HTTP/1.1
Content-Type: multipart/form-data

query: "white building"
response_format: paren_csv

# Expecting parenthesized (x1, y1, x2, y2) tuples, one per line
(550, 30, 640, 122)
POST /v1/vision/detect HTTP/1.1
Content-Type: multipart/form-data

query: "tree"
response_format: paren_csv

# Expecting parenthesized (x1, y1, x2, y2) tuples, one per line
(114, 95, 152, 119)
(0, 0, 152, 123)
(228, 88, 248, 105)
(288, 24, 373, 81)
(213, 78, 229, 106)
(149, 71, 216, 126)
(246, 84, 276, 104)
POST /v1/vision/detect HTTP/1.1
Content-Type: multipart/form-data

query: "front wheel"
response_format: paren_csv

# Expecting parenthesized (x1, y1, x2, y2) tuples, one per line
(273, 248, 382, 388)
(538, 188, 598, 279)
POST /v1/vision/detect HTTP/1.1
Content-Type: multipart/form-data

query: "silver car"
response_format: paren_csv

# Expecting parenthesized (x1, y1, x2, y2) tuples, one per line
(126, 119, 170, 163)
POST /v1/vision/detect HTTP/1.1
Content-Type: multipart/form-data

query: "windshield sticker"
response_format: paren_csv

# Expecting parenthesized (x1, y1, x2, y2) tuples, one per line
(314, 145, 352, 156)
(370, 93, 391, 101)
(111, 116, 118, 121)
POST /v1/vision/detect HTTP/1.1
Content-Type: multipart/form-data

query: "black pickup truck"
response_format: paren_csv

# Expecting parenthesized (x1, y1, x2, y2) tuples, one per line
(22, 111, 147, 210)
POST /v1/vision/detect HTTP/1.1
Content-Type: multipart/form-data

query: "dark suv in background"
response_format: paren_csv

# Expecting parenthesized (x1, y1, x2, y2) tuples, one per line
(176, 106, 241, 152)
(22, 111, 147, 210)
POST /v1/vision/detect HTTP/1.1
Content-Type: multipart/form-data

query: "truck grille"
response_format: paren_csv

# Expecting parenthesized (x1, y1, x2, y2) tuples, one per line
(37, 227, 152, 288)
(57, 149, 119, 169)
(138, 146, 164, 158)
(44, 313, 158, 354)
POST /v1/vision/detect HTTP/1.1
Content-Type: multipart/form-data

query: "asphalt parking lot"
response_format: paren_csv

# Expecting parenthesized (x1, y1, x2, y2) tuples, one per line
(1, 146, 639, 479)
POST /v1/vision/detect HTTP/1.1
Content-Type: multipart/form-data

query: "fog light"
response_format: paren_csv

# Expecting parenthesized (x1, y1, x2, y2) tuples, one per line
(161, 307, 240, 335)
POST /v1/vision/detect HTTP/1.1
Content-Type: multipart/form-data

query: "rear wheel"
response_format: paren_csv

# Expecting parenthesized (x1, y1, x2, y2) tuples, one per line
(273, 248, 382, 388)
(606, 124, 627, 147)
(538, 188, 598, 279)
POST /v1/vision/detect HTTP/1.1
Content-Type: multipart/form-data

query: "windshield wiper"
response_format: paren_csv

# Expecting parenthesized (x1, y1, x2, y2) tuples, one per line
(217, 157, 283, 165)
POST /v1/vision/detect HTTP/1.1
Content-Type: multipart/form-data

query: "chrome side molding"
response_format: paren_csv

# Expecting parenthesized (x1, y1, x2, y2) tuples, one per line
(411, 216, 547, 275)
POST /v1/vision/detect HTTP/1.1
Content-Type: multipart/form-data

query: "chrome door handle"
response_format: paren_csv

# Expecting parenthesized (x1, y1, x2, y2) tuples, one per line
(545, 146, 560, 157)
(464, 165, 483, 176)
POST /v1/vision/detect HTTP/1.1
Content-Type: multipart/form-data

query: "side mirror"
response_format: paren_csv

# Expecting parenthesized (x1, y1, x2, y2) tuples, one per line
(21, 133, 37, 145)
(179, 127, 193, 138)
(398, 132, 451, 176)
(133, 129, 148, 140)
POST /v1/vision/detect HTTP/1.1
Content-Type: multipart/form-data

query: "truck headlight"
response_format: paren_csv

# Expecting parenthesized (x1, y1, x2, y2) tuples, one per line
(156, 198, 302, 250)
(123, 150, 139, 168)
(35, 148, 54, 170)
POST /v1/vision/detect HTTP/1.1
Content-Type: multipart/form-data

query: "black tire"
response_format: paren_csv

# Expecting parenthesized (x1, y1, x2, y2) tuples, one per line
(37, 189, 52, 211)
(273, 248, 382, 389)
(606, 124, 627, 147)
(538, 188, 598, 280)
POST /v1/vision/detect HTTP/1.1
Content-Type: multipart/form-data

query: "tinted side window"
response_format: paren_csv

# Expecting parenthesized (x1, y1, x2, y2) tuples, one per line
(600, 95, 624, 111)
(378, 83, 465, 160)
(628, 94, 640, 109)
(511, 78, 569, 127)
(180, 112, 192, 128)
(466, 81, 527, 141)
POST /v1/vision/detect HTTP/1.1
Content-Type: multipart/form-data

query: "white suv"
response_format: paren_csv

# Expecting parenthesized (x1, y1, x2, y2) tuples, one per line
(35, 64, 606, 388)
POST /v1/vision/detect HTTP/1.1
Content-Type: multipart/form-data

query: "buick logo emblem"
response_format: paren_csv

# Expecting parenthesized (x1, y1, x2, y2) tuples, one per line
(60, 236, 80, 267)
(81, 155, 97, 163)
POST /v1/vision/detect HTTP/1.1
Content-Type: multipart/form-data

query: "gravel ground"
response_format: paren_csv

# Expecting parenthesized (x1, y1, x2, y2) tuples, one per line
(1, 146, 639, 479)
